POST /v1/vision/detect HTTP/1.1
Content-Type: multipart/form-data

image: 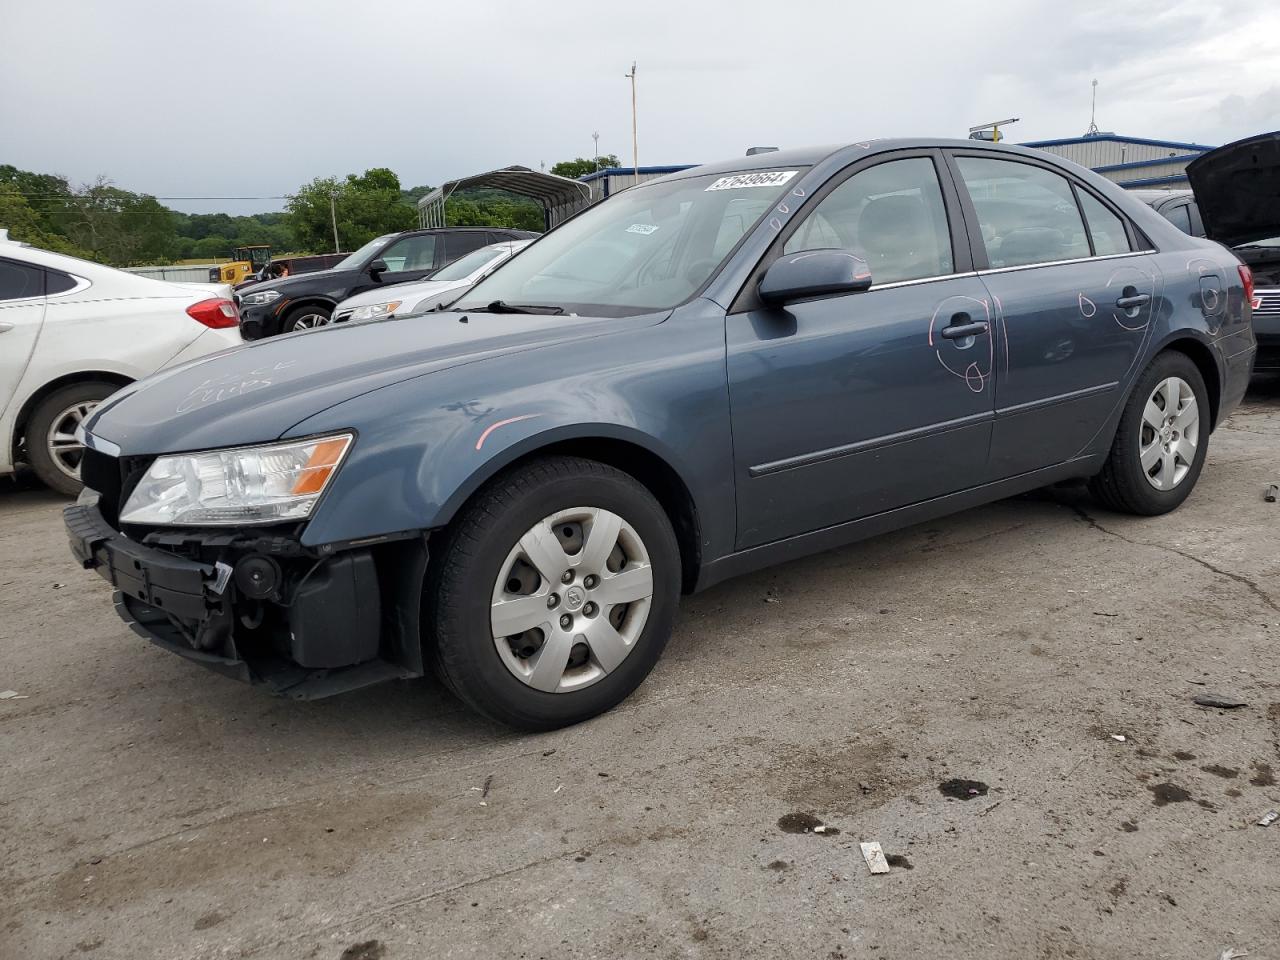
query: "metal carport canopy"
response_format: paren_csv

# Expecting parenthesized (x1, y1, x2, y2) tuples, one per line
(417, 165, 593, 230)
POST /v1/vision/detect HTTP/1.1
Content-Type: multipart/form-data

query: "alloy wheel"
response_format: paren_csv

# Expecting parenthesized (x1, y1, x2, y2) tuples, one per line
(490, 507, 654, 693)
(290, 312, 331, 330)
(45, 401, 98, 481)
(1139, 376, 1198, 491)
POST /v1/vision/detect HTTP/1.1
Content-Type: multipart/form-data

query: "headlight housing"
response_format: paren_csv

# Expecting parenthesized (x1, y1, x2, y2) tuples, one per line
(350, 300, 402, 322)
(240, 290, 281, 306)
(119, 434, 353, 526)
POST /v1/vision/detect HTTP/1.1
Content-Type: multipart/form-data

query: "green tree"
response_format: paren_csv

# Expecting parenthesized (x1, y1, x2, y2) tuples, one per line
(56, 179, 179, 265)
(286, 167, 417, 253)
(550, 155, 621, 179)
(0, 184, 91, 257)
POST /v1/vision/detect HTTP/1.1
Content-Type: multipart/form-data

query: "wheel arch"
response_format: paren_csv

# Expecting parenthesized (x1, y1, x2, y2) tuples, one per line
(10, 370, 133, 463)
(439, 428, 704, 594)
(1156, 335, 1222, 429)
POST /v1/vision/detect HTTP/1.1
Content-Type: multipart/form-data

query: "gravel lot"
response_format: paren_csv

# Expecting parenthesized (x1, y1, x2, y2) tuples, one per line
(2, 378, 1278, 960)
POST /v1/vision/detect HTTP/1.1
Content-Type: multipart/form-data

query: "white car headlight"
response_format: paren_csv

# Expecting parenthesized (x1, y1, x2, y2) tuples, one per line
(350, 300, 402, 322)
(241, 290, 281, 306)
(120, 434, 353, 526)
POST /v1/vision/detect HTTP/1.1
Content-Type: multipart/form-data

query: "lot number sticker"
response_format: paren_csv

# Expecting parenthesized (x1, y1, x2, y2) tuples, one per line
(705, 171, 798, 191)
(626, 223, 660, 235)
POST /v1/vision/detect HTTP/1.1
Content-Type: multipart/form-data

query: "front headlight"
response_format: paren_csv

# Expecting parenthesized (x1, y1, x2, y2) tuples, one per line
(350, 300, 402, 322)
(120, 434, 353, 526)
(240, 290, 281, 306)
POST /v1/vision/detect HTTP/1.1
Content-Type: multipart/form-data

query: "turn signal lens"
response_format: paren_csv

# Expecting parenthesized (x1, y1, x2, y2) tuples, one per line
(291, 438, 351, 495)
(1239, 265, 1257, 311)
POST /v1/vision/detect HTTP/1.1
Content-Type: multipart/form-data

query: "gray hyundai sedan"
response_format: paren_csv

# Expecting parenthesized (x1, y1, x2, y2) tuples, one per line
(66, 139, 1256, 729)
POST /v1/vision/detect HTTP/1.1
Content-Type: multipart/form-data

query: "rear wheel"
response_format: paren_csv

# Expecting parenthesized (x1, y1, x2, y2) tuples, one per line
(426, 456, 681, 730)
(1089, 351, 1208, 515)
(26, 381, 118, 496)
(282, 304, 332, 332)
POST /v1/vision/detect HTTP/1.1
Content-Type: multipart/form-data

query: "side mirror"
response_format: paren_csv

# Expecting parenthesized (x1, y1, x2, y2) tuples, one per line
(758, 251, 872, 305)
(368, 258, 389, 279)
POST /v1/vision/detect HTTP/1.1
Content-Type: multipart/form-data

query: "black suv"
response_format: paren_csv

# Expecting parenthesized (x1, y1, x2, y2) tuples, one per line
(236, 227, 538, 339)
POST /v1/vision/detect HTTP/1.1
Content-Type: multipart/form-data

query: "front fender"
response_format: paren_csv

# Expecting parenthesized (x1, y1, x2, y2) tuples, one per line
(287, 306, 736, 555)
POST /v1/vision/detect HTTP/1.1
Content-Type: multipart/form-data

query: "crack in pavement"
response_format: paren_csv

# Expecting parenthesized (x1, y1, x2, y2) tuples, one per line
(1070, 505, 1279, 614)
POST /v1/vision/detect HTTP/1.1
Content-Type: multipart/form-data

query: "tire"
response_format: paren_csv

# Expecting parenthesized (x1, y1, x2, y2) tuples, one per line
(426, 456, 681, 730)
(25, 381, 118, 497)
(281, 304, 332, 333)
(1089, 351, 1209, 515)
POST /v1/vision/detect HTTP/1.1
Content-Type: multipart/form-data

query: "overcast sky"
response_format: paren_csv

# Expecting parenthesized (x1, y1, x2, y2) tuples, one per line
(3, 0, 1278, 215)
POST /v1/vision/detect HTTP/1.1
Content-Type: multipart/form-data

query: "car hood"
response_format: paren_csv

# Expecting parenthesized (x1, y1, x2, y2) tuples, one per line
(84, 310, 665, 455)
(337, 277, 465, 312)
(1187, 131, 1280, 247)
(237, 268, 361, 298)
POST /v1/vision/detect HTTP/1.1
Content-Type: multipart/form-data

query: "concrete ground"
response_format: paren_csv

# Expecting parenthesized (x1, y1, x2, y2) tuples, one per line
(2, 379, 1278, 960)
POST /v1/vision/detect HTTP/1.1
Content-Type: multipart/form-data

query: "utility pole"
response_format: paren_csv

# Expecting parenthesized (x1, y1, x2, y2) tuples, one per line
(329, 191, 340, 253)
(592, 130, 600, 172)
(624, 61, 638, 181)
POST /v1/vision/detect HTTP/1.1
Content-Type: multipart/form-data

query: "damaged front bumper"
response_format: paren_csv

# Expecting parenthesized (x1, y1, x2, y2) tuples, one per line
(65, 496, 429, 699)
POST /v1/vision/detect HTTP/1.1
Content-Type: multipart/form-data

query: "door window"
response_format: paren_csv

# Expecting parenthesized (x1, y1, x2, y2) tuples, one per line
(443, 232, 487, 262)
(955, 157, 1091, 268)
(0, 260, 44, 300)
(378, 234, 437, 273)
(1159, 202, 1193, 235)
(1077, 190, 1132, 256)
(783, 158, 954, 285)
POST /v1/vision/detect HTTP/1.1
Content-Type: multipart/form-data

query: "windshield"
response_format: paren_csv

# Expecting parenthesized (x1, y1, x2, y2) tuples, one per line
(332, 234, 396, 271)
(453, 169, 805, 316)
(432, 243, 516, 282)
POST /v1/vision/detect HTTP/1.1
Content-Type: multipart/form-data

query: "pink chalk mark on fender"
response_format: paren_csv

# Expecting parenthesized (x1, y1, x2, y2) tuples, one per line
(475, 414, 540, 451)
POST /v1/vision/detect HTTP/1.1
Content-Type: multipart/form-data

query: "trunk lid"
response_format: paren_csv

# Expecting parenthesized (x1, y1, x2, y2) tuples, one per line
(1187, 131, 1280, 248)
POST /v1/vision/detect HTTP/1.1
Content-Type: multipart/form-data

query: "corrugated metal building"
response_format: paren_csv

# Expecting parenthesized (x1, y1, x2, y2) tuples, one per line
(578, 165, 698, 201)
(121, 264, 220, 283)
(1022, 133, 1214, 189)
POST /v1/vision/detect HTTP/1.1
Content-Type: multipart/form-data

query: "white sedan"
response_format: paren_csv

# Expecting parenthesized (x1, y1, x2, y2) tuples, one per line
(332, 239, 533, 323)
(0, 231, 243, 494)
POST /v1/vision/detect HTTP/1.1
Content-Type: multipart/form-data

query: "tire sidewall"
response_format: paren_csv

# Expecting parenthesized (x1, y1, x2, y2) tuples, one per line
(1112, 353, 1209, 512)
(435, 466, 680, 729)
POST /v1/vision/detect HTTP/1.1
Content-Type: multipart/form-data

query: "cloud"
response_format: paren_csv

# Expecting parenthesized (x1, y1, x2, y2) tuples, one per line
(1, 0, 1277, 214)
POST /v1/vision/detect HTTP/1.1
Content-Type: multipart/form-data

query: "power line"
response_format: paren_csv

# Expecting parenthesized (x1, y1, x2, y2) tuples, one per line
(7, 194, 290, 201)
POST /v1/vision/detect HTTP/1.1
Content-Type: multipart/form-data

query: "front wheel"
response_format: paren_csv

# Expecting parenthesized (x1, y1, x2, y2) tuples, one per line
(426, 456, 681, 730)
(281, 304, 332, 333)
(1089, 351, 1209, 515)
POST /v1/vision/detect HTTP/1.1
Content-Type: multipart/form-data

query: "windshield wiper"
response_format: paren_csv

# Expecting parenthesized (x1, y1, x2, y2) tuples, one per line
(476, 299, 564, 315)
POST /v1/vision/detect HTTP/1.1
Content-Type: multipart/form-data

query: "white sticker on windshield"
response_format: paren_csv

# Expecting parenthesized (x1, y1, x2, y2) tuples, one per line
(626, 223, 660, 235)
(705, 171, 798, 191)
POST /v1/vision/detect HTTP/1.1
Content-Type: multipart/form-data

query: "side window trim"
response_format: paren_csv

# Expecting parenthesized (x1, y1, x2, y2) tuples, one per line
(728, 149, 973, 314)
(941, 149, 1154, 270)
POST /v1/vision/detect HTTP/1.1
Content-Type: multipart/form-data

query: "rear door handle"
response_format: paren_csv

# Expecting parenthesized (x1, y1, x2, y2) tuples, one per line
(1115, 293, 1151, 309)
(940, 321, 989, 339)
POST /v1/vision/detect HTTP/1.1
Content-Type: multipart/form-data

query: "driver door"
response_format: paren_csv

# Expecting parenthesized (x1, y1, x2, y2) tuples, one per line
(726, 153, 995, 548)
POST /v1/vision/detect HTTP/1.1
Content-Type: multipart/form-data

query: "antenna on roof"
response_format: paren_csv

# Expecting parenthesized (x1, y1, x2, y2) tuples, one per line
(1085, 79, 1100, 137)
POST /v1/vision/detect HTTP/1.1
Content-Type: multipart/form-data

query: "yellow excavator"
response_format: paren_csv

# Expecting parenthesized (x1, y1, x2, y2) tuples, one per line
(207, 245, 272, 284)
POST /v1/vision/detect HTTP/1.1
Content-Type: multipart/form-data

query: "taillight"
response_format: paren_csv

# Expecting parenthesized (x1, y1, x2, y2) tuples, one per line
(1239, 265, 1258, 311)
(187, 298, 239, 329)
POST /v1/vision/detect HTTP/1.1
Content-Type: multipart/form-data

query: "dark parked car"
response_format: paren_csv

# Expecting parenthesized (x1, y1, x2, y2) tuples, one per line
(1132, 131, 1279, 372)
(235, 226, 538, 339)
(67, 139, 1255, 730)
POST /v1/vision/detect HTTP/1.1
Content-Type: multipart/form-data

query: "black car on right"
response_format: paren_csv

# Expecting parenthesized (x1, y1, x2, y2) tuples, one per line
(235, 226, 538, 339)
(1136, 131, 1279, 373)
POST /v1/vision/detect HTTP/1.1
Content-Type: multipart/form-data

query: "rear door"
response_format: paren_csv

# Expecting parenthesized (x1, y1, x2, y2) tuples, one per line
(947, 153, 1159, 479)
(0, 258, 47, 416)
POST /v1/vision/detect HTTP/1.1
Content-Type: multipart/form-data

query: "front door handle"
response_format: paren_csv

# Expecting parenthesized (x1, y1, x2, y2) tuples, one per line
(1115, 293, 1151, 310)
(0, 322, 13, 333)
(940, 320, 990, 339)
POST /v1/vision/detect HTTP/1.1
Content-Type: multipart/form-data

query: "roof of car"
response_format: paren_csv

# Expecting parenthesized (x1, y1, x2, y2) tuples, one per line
(655, 138, 1098, 181)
